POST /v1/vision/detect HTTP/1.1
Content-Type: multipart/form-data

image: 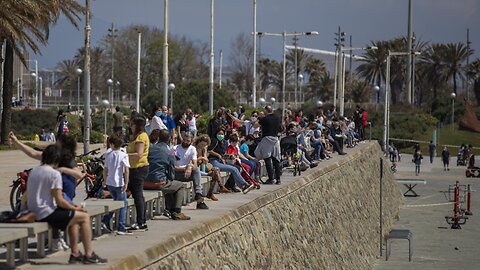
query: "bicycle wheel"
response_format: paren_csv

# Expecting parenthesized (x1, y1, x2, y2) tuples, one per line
(9, 179, 23, 211)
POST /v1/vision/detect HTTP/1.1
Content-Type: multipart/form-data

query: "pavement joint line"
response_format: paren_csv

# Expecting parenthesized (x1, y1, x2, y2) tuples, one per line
(402, 202, 454, 208)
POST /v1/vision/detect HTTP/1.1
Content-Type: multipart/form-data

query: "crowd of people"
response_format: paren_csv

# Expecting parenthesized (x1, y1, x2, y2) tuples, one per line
(8, 102, 368, 265)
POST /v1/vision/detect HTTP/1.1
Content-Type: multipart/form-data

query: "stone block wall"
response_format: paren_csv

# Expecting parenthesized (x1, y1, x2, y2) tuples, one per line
(111, 142, 403, 270)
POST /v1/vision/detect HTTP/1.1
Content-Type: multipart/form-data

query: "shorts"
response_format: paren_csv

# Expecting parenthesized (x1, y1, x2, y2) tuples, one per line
(40, 208, 75, 230)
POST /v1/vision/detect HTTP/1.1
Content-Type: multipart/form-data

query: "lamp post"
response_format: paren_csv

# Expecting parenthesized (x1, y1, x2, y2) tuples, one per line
(39, 77, 43, 108)
(115, 81, 120, 106)
(163, 0, 170, 107)
(298, 74, 304, 105)
(76, 68, 82, 112)
(384, 50, 421, 154)
(136, 31, 142, 112)
(101, 99, 110, 135)
(374, 85, 380, 103)
(83, 0, 92, 154)
(252, 0, 257, 108)
(255, 31, 318, 121)
(30, 72, 38, 108)
(107, 78, 113, 107)
(168, 83, 175, 113)
(208, 0, 215, 115)
(316, 100, 323, 108)
(451, 92, 456, 131)
(337, 46, 377, 116)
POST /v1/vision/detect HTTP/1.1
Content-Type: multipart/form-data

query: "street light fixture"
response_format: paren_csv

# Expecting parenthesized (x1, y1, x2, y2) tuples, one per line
(316, 100, 323, 108)
(107, 78, 113, 107)
(30, 72, 38, 108)
(259, 97, 266, 106)
(373, 85, 380, 103)
(76, 68, 83, 112)
(298, 74, 304, 104)
(168, 83, 175, 113)
(38, 77, 43, 108)
(270, 97, 276, 109)
(254, 31, 318, 121)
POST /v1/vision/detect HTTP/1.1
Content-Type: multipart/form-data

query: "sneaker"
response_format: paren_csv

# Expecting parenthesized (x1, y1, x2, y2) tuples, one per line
(128, 223, 148, 231)
(194, 193, 205, 203)
(101, 222, 113, 233)
(68, 252, 83, 264)
(52, 238, 67, 252)
(263, 180, 275, 185)
(83, 252, 108, 265)
(59, 237, 69, 250)
(116, 230, 133, 236)
(171, 212, 191, 220)
(242, 184, 255, 194)
(310, 163, 318, 168)
(197, 202, 209, 209)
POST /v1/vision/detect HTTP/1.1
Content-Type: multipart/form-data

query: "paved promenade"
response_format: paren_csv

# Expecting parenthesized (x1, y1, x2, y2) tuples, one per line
(374, 155, 480, 269)
(0, 142, 478, 269)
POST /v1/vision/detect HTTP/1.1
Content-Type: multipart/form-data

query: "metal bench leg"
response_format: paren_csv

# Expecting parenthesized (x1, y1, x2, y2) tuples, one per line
(94, 215, 101, 236)
(386, 239, 390, 261)
(409, 238, 412, 261)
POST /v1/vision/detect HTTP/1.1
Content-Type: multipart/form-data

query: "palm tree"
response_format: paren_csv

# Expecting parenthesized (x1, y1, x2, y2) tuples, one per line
(0, 0, 84, 144)
(442, 42, 473, 94)
(418, 44, 447, 100)
(466, 59, 480, 104)
(56, 59, 81, 103)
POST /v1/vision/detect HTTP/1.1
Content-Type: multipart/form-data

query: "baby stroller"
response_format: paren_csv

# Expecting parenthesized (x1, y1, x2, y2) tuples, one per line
(280, 134, 301, 176)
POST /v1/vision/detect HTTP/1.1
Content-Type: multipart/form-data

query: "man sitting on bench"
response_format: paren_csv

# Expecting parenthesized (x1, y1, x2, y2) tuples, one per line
(27, 144, 107, 264)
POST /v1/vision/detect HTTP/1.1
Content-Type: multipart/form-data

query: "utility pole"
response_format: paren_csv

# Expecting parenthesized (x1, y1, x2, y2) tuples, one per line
(107, 23, 117, 83)
(349, 35, 353, 91)
(252, 0, 257, 108)
(334, 26, 345, 115)
(83, 0, 91, 154)
(293, 35, 299, 109)
(218, 50, 223, 88)
(406, 0, 413, 104)
(209, 0, 215, 115)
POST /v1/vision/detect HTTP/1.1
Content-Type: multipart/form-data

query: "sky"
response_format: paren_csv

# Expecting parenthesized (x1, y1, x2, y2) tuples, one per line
(35, 0, 480, 69)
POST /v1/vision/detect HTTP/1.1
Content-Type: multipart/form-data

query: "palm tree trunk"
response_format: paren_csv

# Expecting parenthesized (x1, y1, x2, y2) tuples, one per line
(453, 71, 457, 94)
(1, 40, 14, 145)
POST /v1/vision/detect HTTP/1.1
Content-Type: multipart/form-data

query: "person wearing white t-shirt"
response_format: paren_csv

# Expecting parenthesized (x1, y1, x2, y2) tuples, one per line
(173, 133, 208, 209)
(150, 106, 168, 131)
(187, 110, 198, 137)
(102, 135, 131, 235)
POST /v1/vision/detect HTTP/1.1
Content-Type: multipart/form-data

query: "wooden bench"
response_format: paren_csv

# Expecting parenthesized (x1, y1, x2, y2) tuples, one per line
(0, 228, 29, 267)
(396, 179, 427, 197)
(386, 229, 413, 262)
(0, 223, 51, 257)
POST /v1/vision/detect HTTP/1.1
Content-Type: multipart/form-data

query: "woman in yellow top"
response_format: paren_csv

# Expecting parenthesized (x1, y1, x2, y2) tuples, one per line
(127, 117, 150, 231)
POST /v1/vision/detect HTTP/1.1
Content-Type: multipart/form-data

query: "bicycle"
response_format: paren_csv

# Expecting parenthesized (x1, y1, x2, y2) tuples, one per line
(9, 148, 103, 211)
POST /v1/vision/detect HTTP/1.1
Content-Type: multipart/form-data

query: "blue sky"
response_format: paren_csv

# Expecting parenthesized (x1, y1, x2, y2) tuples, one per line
(36, 0, 479, 69)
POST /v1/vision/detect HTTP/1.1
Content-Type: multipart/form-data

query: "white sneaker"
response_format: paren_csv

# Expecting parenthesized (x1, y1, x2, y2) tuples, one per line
(59, 237, 69, 250)
(116, 230, 133, 235)
(52, 238, 65, 252)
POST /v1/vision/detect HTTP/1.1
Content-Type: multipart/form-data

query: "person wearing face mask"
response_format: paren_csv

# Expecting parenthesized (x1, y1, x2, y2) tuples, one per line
(150, 106, 167, 131)
(208, 129, 255, 194)
(173, 133, 209, 210)
(176, 112, 190, 144)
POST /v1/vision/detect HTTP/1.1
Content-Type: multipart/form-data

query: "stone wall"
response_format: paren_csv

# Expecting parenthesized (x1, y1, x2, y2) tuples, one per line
(110, 142, 403, 270)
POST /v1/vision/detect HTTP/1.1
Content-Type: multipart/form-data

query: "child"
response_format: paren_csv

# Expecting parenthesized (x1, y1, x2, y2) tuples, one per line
(226, 134, 252, 176)
(102, 135, 131, 235)
(239, 135, 259, 179)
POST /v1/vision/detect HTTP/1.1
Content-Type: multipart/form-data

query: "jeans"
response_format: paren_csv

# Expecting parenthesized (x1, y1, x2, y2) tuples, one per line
(210, 159, 247, 187)
(175, 167, 203, 195)
(310, 140, 324, 160)
(102, 185, 127, 231)
(241, 159, 256, 176)
(128, 166, 148, 226)
(159, 180, 185, 213)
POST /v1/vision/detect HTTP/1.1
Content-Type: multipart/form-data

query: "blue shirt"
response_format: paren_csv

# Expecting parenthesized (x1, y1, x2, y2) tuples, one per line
(240, 143, 249, 157)
(161, 115, 176, 131)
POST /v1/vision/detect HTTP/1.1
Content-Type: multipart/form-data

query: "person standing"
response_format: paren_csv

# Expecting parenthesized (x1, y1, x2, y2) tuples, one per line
(101, 135, 131, 235)
(112, 106, 124, 136)
(413, 150, 423, 176)
(55, 109, 67, 138)
(127, 117, 149, 231)
(428, 141, 436, 164)
(441, 146, 450, 171)
(255, 106, 282, 185)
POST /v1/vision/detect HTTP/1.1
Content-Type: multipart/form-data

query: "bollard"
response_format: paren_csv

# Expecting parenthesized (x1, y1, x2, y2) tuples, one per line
(451, 181, 461, 229)
(465, 184, 473, 215)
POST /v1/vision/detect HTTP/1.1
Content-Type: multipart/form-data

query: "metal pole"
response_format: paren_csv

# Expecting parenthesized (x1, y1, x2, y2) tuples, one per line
(340, 53, 346, 115)
(209, 0, 215, 115)
(383, 52, 391, 154)
(77, 76, 80, 112)
(219, 50, 223, 88)
(282, 31, 286, 122)
(104, 109, 107, 135)
(35, 60, 38, 108)
(466, 28, 470, 101)
(294, 35, 298, 108)
(20, 64, 23, 98)
(349, 35, 353, 89)
(163, 0, 169, 106)
(406, 0, 413, 104)
(451, 98, 455, 131)
(333, 50, 338, 110)
(252, 0, 257, 108)
(39, 77, 42, 108)
(379, 157, 383, 256)
(136, 31, 141, 112)
(83, 0, 91, 154)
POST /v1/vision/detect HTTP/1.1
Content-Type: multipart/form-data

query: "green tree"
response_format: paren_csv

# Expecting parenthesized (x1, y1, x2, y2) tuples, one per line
(467, 59, 480, 104)
(442, 42, 473, 94)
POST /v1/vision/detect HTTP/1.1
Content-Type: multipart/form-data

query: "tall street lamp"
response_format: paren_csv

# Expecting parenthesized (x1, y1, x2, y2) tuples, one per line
(252, 0, 257, 108)
(270, 97, 276, 110)
(101, 99, 110, 135)
(30, 72, 38, 108)
(163, 0, 170, 107)
(76, 68, 83, 112)
(298, 74, 304, 105)
(169, 83, 175, 113)
(107, 78, 113, 107)
(255, 31, 318, 121)
(451, 92, 456, 131)
(208, 0, 215, 115)
(338, 46, 377, 116)
(384, 50, 421, 154)
(373, 85, 380, 103)
(39, 77, 43, 108)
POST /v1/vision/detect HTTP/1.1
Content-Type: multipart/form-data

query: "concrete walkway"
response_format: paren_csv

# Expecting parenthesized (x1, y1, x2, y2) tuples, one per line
(374, 155, 480, 269)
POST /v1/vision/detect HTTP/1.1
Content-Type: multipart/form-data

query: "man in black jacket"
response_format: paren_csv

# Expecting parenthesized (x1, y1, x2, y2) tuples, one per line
(255, 106, 282, 184)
